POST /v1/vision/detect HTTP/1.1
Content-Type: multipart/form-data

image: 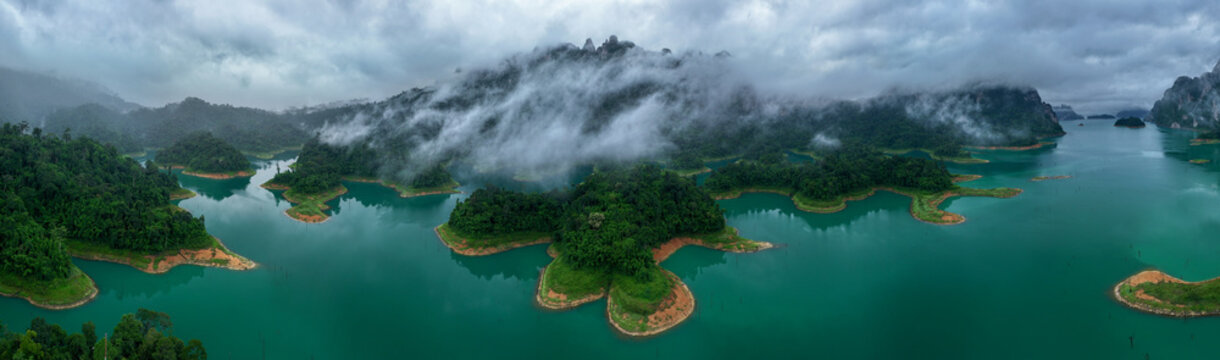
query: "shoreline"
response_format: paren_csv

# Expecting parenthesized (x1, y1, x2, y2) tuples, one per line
(712, 184, 1020, 225)
(434, 225, 551, 256)
(652, 230, 774, 263)
(69, 236, 257, 274)
(965, 142, 1053, 151)
(343, 176, 461, 198)
(607, 271, 695, 337)
(169, 188, 197, 201)
(0, 271, 99, 310)
(1032, 175, 1072, 181)
(262, 181, 347, 223)
(535, 266, 608, 310)
(1112, 270, 1220, 317)
(180, 169, 254, 179)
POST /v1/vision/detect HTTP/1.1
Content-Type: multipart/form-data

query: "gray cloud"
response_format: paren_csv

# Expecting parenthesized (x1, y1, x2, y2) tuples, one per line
(1, 0, 1219, 114)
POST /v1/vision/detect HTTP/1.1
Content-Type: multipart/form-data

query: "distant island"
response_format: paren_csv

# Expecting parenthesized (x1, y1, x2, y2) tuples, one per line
(439, 165, 771, 336)
(263, 136, 460, 223)
(704, 147, 1021, 224)
(1115, 270, 1220, 317)
(1113, 117, 1146, 128)
(1150, 60, 1220, 130)
(0, 123, 253, 310)
(155, 131, 254, 179)
(1088, 114, 1116, 120)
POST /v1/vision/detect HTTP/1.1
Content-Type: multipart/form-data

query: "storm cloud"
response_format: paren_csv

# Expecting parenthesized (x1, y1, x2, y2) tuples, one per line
(2, 0, 1219, 114)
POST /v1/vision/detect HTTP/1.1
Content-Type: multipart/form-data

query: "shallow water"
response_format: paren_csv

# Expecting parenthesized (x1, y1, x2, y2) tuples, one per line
(4, 120, 1220, 358)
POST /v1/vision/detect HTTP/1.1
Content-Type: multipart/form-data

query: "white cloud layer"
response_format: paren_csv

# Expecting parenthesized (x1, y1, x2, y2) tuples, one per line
(2, 0, 1218, 114)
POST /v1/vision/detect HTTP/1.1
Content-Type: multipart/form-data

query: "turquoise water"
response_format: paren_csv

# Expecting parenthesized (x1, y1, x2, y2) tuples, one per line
(4, 120, 1220, 358)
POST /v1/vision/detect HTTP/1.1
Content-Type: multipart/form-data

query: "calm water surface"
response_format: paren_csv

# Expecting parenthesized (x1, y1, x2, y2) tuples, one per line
(4, 120, 1220, 359)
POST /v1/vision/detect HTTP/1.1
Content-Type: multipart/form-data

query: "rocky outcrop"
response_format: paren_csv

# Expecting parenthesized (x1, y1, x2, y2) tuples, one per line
(1150, 60, 1220, 130)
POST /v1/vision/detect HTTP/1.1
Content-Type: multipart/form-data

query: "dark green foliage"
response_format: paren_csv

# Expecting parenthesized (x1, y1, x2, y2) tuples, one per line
(155, 132, 252, 173)
(447, 165, 724, 279)
(410, 164, 454, 189)
(43, 104, 142, 153)
(448, 186, 563, 236)
(0, 123, 210, 282)
(1200, 131, 1220, 140)
(0, 309, 207, 360)
(705, 146, 954, 201)
(1113, 117, 1146, 128)
(132, 97, 307, 153)
(269, 136, 379, 193)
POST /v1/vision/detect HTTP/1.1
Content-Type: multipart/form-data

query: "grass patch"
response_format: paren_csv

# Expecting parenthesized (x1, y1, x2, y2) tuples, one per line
(904, 186, 1021, 224)
(242, 146, 302, 160)
(169, 187, 197, 201)
(1128, 280, 1220, 314)
(436, 223, 549, 251)
(1190, 159, 1211, 164)
(66, 231, 219, 271)
(667, 166, 712, 177)
(684, 226, 767, 252)
(281, 185, 348, 222)
(608, 267, 675, 333)
(0, 266, 95, 308)
(539, 256, 610, 303)
(881, 148, 989, 164)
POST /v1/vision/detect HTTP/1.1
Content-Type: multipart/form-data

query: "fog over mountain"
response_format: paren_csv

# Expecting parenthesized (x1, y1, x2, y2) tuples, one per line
(2, 0, 1218, 114)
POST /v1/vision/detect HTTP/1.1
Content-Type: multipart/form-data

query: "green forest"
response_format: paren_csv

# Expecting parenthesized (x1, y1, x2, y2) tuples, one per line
(0, 122, 211, 284)
(267, 136, 455, 195)
(448, 165, 724, 279)
(155, 132, 252, 174)
(0, 309, 206, 360)
(704, 146, 954, 201)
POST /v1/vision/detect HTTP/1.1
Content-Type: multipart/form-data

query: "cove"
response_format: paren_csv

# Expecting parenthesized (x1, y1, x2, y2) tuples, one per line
(4, 120, 1220, 358)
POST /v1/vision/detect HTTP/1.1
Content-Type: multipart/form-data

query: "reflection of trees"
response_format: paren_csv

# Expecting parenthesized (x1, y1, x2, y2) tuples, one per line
(656, 246, 729, 283)
(84, 260, 205, 300)
(449, 245, 551, 281)
(175, 171, 251, 201)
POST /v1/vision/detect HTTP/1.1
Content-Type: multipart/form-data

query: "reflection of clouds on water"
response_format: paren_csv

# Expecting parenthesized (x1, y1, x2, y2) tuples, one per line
(1182, 184, 1220, 198)
(1141, 151, 1165, 159)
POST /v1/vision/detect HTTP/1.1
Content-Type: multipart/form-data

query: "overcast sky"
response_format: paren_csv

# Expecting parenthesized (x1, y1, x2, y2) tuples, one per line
(2, 0, 1218, 114)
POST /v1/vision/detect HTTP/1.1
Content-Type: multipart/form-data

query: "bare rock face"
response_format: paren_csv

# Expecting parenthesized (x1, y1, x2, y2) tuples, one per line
(583, 38, 595, 52)
(1150, 59, 1220, 130)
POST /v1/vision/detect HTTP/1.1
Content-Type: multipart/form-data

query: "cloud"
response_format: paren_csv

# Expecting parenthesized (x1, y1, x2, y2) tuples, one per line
(1, 0, 1219, 114)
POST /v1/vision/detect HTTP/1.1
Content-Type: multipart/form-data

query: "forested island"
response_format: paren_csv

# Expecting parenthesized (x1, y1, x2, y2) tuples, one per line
(1115, 270, 1220, 317)
(0, 123, 254, 309)
(1113, 117, 1146, 128)
(155, 132, 254, 179)
(0, 309, 206, 360)
(439, 165, 771, 336)
(263, 137, 459, 222)
(703, 147, 1021, 224)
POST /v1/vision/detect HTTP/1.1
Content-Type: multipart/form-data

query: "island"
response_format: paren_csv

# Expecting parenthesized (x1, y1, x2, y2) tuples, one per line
(703, 147, 1021, 224)
(154, 131, 254, 179)
(264, 136, 460, 222)
(0, 123, 254, 310)
(1190, 159, 1212, 164)
(1114, 270, 1220, 317)
(438, 165, 772, 336)
(1113, 117, 1146, 128)
(1192, 131, 1220, 146)
(1088, 114, 1117, 120)
(1031, 175, 1072, 181)
(0, 309, 208, 359)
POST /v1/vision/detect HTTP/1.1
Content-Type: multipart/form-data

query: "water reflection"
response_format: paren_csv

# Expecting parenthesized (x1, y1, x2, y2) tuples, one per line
(82, 260, 206, 300)
(174, 171, 252, 201)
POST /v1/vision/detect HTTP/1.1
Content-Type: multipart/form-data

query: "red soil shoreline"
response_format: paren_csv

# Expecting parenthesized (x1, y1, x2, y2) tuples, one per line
(1113, 270, 1220, 317)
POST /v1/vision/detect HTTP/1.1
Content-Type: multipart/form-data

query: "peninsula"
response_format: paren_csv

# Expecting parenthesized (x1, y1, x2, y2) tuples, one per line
(438, 165, 771, 336)
(155, 131, 254, 179)
(0, 123, 254, 310)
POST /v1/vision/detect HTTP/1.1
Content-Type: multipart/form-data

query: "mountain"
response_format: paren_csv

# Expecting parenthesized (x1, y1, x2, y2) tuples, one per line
(0, 66, 140, 124)
(1150, 60, 1220, 130)
(1053, 105, 1084, 120)
(299, 37, 1065, 182)
(1116, 108, 1150, 119)
(130, 97, 308, 153)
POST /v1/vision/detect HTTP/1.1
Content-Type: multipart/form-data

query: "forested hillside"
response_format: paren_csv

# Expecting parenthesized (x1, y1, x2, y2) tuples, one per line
(0, 309, 207, 360)
(156, 132, 253, 174)
(0, 122, 210, 284)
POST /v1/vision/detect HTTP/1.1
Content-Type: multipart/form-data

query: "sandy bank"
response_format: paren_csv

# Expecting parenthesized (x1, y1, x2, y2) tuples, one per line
(1112, 270, 1220, 317)
(71, 237, 256, 274)
(181, 170, 254, 179)
(607, 272, 695, 337)
(652, 232, 774, 263)
(535, 266, 606, 310)
(434, 225, 551, 256)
